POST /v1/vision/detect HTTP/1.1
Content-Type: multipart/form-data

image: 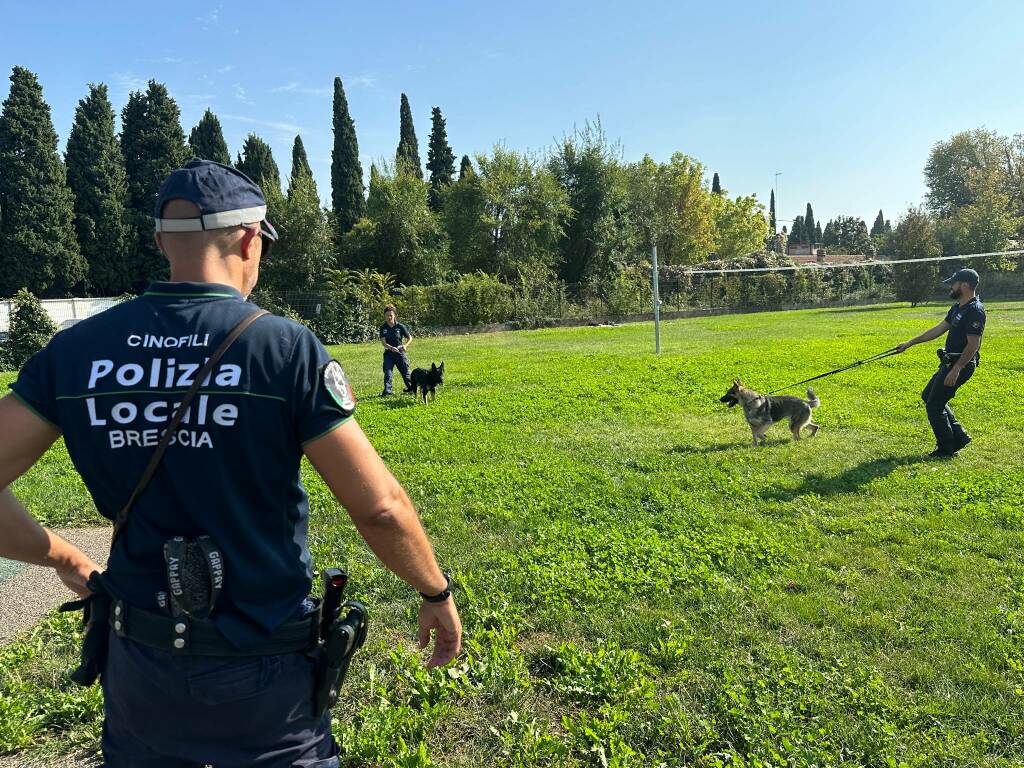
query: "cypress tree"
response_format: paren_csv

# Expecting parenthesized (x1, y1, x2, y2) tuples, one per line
(804, 203, 815, 244)
(870, 209, 885, 237)
(236, 133, 281, 193)
(790, 215, 805, 244)
(188, 109, 230, 164)
(769, 189, 776, 233)
(459, 154, 473, 181)
(711, 172, 722, 195)
(815, 221, 823, 243)
(121, 80, 187, 290)
(0, 66, 86, 298)
(289, 134, 314, 197)
(396, 93, 422, 178)
(426, 106, 455, 212)
(330, 77, 364, 236)
(65, 83, 131, 295)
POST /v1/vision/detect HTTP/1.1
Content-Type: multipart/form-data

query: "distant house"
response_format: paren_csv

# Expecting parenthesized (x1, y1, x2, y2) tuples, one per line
(785, 242, 818, 257)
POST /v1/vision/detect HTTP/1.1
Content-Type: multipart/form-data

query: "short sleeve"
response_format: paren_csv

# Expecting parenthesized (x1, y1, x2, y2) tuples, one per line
(400, 323, 411, 338)
(289, 329, 356, 445)
(966, 307, 986, 336)
(8, 342, 60, 429)
(378, 324, 386, 338)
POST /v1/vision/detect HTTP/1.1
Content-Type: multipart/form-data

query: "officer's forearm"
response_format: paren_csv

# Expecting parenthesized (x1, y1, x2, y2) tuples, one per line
(910, 323, 947, 346)
(955, 336, 981, 369)
(305, 422, 447, 595)
(348, 486, 447, 595)
(0, 488, 86, 570)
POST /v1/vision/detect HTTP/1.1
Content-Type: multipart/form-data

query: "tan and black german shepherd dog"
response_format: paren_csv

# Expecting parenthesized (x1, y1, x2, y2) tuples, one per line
(719, 380, 821, 446)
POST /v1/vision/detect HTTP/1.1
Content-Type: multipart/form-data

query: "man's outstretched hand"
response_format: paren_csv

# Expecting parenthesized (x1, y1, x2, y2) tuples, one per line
(418, 599, 463, 668)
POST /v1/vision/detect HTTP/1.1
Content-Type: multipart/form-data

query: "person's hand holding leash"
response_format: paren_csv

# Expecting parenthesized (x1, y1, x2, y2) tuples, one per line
(896, 341, 914, 353)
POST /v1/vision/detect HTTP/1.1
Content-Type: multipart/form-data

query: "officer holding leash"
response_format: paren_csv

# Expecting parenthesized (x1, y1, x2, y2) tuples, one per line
(896, 267, 986, 458)
(0, 160, 461, 767)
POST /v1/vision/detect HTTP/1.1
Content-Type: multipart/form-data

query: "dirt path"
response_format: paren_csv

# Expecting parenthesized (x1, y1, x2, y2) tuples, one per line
(0, 527, 110, 646)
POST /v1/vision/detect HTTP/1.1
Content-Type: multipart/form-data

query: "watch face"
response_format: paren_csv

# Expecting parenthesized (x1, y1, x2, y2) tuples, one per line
(322, 360, 356, 415)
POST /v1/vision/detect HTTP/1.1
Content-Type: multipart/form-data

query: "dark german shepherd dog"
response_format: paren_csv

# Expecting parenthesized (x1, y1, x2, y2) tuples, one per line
(720, 379, 820, 446)
(406, 362, 445, 403)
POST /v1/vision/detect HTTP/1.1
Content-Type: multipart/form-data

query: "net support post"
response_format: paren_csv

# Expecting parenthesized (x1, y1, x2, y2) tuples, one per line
(651, 244, 661, 354)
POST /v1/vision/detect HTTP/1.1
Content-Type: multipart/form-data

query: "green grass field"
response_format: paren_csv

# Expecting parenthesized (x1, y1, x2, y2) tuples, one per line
(2, 302, 1023, 767)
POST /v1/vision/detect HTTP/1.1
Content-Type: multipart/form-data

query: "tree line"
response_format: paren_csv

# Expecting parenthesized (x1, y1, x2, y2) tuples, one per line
(0, 65, 770, 301)
(1, 65, 1018, 310)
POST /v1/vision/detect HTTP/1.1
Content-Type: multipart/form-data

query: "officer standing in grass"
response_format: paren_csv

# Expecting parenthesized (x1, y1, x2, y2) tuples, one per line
(0, 160, 461, 767)
(896, 267, 986, 458)
(380, 304, 413, 396)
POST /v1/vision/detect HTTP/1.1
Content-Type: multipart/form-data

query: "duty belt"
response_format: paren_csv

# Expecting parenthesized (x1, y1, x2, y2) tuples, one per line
(108, 598, 320, 656)
(937, 348, 978, 365)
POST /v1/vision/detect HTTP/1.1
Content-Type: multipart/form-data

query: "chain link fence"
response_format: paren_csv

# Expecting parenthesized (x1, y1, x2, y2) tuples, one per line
(3, 253, 1022, 349)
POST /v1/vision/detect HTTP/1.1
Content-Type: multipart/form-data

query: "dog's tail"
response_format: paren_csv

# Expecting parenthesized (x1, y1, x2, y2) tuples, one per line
(805, 387, 820, 408)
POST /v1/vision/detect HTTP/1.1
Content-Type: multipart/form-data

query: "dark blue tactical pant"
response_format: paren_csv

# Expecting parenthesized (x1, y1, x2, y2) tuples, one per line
(921, 361, 975, 451)
(101, 631, 338, 767)
(382, 350, 411, 394)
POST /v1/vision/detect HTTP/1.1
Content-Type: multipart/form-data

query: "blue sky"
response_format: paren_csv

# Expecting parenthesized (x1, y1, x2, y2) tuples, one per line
(3, 0, 1023, 228)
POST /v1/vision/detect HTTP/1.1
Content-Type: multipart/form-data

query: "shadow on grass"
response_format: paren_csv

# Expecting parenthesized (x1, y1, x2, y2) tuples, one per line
(823, 305, 899, 315)
(370, 394, 422, 409)
(669, 438, 791, 454)
(763, 453, 927, 500)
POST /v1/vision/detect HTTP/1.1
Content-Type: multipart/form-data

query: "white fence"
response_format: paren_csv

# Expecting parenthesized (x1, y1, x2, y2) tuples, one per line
(0, 297, 120, 334)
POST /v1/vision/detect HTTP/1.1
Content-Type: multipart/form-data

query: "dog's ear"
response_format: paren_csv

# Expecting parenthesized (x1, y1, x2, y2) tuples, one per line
(430, 362, 437, 371)
(735, 378, 743, 387)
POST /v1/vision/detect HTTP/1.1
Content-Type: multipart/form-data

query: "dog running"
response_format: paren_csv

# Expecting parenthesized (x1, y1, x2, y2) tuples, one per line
(406, 362, 445, 403)
(719, 379, 821, 446)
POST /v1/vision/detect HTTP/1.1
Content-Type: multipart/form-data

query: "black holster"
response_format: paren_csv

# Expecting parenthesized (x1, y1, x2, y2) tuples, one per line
(59, 572, 111, 687)
(311, 601, 368, 718)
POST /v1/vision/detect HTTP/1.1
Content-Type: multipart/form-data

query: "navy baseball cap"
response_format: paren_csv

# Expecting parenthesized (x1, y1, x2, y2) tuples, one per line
(941, 267, 979, 286)
(153, 159, 278, 242)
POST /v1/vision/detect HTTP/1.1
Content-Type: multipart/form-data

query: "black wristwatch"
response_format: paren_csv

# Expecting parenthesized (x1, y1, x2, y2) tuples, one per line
(419, 573, 452, 603)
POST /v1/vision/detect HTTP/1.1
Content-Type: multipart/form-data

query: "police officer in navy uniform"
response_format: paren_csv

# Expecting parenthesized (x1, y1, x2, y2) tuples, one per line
(896, 267, 986, 458)
(379, 304, 412, 396)
(0, 160, 462, 767)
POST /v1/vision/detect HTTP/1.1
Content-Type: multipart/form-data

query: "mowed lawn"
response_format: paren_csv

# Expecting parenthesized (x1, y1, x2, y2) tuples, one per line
(2, 302, 1023, 767)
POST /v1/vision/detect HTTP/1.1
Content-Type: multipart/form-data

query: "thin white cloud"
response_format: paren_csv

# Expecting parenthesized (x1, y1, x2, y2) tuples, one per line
(221, 113, 304, 136)
(346, 74, 376, 88)
(217, 65, 234, 74)
(234, 85, 254, 105)
(197, 5, 222, 29)
(271, 75, 375, 96)
(153, 56, 184, 65)
(271, 82, 332, 97)
(111, 71, 148, 99)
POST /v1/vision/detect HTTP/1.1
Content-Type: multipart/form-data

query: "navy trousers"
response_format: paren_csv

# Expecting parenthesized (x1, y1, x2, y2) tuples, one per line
(921, 361, 975, 451)
(382, 350, 411, 394)
(101, 631, 338, 767)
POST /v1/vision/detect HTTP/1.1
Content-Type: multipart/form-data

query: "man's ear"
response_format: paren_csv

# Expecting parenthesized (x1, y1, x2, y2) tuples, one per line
(154, 232, 166, 256)
(240, 225, 260, 261)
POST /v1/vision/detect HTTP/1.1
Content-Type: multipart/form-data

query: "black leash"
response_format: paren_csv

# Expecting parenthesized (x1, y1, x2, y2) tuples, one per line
(765, 346, 901, 395)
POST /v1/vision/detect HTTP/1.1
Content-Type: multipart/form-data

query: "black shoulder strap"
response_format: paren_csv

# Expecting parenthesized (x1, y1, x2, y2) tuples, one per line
(110, 309, 270, 545)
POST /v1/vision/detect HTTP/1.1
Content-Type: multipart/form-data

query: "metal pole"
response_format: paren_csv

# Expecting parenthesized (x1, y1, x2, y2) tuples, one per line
(651, 243, 661, 354)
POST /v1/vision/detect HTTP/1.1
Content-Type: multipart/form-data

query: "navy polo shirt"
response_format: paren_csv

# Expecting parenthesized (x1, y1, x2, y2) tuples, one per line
(944, 296, 986, 357)
(379, 322, 410, 348)
(8, 282, 353, 649)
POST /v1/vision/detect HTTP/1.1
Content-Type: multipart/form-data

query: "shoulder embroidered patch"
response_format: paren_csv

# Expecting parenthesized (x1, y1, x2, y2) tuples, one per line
(321, 360, 356, 415)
